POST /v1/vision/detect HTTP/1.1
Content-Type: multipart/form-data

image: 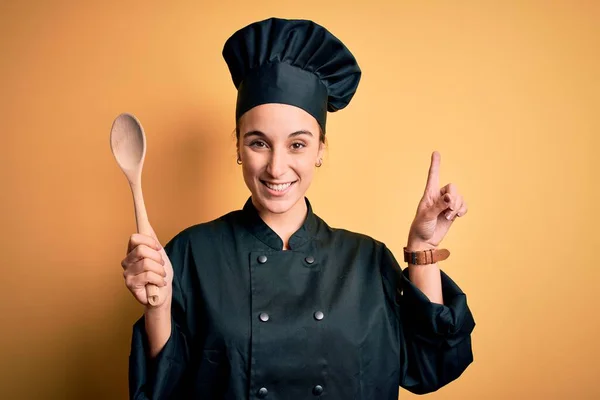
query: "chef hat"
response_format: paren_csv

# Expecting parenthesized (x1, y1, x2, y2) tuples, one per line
(222, 17, 361, 133)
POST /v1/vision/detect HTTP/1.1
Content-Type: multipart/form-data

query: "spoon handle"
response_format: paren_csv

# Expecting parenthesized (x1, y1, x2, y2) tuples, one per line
(131, 182, 161, 306)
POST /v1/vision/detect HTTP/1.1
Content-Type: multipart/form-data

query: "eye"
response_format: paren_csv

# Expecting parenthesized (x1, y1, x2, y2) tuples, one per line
(291, 142, 306, 150)
(249, 140, 268, 148)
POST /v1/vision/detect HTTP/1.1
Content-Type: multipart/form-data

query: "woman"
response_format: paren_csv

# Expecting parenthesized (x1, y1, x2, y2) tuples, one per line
(125, 17, 475, 399)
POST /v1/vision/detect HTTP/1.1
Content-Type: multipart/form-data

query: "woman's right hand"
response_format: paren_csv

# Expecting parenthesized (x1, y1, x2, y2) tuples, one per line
(121, 233, 173, 308)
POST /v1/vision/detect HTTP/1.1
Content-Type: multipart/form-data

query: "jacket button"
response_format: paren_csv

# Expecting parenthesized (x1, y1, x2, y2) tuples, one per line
(314, 311, 324, 321)
(305, 256, 315, 264)
(312, 385, 323, 395)
(257, 387, 268, 398)
(257, 255, 268, 264)
(259, 312, 270, 322)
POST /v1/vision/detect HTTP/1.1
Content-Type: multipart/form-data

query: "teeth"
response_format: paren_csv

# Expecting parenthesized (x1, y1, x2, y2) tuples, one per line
(264, 182, 293, 191)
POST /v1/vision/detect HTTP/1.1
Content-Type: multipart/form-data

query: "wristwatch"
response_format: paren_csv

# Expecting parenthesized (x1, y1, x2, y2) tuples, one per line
(403, 247, 450, 265)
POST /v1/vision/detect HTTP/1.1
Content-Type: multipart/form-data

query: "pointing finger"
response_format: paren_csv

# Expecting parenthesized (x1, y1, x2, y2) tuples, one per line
(425, 151, 441, 194)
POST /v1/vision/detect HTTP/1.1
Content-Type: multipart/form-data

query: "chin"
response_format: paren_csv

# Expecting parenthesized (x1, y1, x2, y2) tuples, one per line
(257, 196, 297, 214)
(253, 186, 304, 215)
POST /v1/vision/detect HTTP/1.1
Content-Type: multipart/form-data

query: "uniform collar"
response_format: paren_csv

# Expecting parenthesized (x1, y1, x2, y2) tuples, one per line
(241, 196, 318, 251)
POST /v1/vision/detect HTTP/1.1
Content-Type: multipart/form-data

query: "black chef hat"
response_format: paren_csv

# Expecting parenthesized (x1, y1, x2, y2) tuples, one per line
(222, 17, 361, 133)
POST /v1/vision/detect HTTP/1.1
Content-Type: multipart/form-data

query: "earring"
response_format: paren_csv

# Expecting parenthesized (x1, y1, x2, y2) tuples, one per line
(237, 155, 242, 165)
(315, 158, 323, 168)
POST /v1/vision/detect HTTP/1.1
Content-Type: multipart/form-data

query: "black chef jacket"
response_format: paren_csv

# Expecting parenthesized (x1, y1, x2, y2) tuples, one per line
(129, 197, 475, 399)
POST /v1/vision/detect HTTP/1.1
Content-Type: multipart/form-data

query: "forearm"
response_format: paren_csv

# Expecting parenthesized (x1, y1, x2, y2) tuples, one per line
(131, 299, 188, 399)
(407, 263, 443, 304)
(406, 242, 443, 304)
(145, 301, 172, 358)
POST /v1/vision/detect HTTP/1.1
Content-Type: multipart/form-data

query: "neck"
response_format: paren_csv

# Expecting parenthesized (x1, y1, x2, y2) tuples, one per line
(254, 197, 307, 250)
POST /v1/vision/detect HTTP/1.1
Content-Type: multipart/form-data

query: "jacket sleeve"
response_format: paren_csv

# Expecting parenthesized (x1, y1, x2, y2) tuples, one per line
(128, 233, 192, 400)
(380, 244, 476, 395)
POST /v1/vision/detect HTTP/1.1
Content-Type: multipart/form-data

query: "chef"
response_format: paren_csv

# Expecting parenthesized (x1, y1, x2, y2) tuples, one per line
(125, 17, 475, 400)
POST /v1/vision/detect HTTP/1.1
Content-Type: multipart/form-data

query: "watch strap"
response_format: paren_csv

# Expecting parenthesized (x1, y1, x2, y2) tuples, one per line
(403, 247, 450, 265)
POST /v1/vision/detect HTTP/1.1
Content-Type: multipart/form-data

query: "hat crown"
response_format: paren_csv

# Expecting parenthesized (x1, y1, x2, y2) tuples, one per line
(222, 17, 361, 130)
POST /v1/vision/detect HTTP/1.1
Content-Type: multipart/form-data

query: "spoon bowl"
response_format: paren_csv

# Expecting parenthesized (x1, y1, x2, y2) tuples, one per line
(110, 113, 146, 175)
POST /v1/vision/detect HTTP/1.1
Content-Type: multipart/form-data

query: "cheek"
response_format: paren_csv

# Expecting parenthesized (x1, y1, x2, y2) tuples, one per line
(296, 159, 316, 180)
(241, 156, 263, 180)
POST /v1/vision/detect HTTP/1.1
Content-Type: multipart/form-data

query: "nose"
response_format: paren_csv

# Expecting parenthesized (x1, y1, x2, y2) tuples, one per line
(266, 148, 288, 178)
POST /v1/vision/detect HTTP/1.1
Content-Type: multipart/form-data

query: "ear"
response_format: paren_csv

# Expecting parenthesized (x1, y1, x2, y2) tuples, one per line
(317, 141, 325, 160)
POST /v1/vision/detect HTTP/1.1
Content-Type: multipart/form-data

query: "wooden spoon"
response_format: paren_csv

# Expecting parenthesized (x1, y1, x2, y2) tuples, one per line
(110, 113, 160, 306)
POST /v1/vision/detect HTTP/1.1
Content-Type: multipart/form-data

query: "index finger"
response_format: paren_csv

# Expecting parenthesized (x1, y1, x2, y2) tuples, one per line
(425, 151, 441, 194)
(127, 233, 162, 255)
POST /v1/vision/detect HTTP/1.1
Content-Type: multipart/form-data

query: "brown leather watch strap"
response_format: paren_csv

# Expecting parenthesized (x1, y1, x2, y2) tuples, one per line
(403, 247, 450, 265)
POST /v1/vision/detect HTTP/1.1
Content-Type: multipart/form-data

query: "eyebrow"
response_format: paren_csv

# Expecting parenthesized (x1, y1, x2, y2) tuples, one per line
(242, 130, 314, 139)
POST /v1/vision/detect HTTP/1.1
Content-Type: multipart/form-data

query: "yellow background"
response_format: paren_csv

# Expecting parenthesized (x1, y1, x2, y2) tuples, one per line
(1, 1, 598, 399)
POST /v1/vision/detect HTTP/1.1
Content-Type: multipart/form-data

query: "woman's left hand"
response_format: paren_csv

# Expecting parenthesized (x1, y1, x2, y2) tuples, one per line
(407, 151, 468, 250)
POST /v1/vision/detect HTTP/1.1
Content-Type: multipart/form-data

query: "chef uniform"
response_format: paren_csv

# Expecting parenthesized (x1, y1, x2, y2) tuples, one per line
(129, 17, 475, 400)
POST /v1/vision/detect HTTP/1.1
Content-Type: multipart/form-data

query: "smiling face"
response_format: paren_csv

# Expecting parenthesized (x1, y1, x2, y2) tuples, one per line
(237, 103, 325, 216)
